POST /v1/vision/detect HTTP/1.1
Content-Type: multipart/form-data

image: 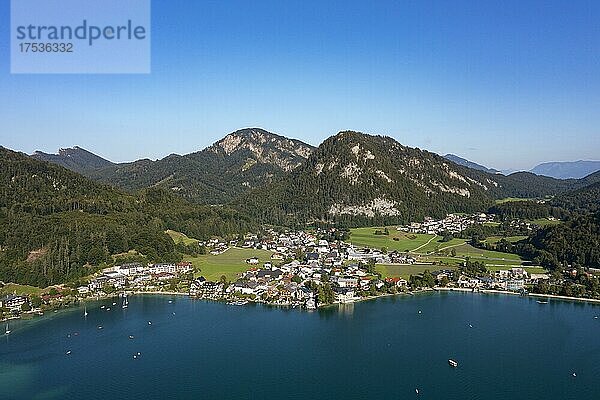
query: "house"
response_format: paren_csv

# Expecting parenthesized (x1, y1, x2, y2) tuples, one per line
(256, 269, 283, 280)
(177, 262, 193, 273)
(0, 294, 29, 311)
(246, 257, 259, 265)
(232, 281, 258, 295)
(150, 264, 177, 274)
(506, 279, 525, 292)
(334, 287, 356, 303)
(88, 276, 109, 291)
(337, 277, 358, 288)
(116, 263, 143, 276)
(154, 272, 176, 281)
(77, 286, 90, 295)
(385, 277, 407, 287)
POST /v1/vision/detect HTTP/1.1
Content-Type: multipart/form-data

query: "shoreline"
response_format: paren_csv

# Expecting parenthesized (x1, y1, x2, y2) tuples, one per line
(436, 287, 600, 304)
(5, 287, 600, 323)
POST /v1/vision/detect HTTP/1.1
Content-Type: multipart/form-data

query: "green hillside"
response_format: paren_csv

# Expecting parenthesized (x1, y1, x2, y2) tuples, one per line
(0, 147, 254, 287)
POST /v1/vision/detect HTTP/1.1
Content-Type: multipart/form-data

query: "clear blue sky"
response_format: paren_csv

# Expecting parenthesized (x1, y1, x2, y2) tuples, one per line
(1, 0, 599, 170)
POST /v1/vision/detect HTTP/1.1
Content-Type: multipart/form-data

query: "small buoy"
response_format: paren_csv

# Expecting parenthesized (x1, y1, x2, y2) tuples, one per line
(418, 310, 422, 314)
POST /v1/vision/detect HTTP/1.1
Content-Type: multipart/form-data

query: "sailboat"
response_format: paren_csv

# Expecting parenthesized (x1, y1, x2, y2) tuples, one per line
(84, 305, 88, 317)
(5, 323, 11, 335)
(122, 295, 128, 309)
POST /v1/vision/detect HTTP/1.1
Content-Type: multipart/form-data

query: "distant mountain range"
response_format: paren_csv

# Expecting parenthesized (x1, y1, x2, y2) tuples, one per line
(443, 154, 500, 174)
(530, 160, 600, 179)
(443, 154, 600, 179)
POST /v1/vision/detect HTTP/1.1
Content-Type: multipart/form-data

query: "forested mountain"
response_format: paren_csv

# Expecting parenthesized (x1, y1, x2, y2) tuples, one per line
(551, 180, 600, 213)
(0, 147, 255, 286)
(518, 213, 600, 270)
(443, 154, 500, 174)
(530, 160, 600, 179)
(86, 128, 315, 204)
(239, 131, 580, 226)
(31, 146, 114, 175)
(35, 129, 589, 213)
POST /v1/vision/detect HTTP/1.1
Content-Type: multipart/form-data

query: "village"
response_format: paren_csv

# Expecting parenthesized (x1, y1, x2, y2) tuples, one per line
(1, 213, 557, 320)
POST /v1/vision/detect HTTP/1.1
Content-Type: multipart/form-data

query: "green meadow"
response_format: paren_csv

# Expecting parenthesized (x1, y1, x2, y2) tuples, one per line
(483, 236, 528, 245)
(166, 230, 200, 245)
(0, 283, 43, 297)
(528, 218, 562, 227)
(348, 227, 436, 252)
(185, 247, 275, 281)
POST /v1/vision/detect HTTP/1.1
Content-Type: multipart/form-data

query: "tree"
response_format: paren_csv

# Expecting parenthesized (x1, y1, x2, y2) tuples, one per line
(31, 295, 42, 308)
(422, 270, 435, 287)
(21, 302, 31, 312)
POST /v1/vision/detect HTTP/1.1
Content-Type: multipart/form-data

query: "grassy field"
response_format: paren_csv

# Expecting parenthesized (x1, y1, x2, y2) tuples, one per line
(184, 247, 274, 281)
(452, 243, 523, 261)
(348, 227, 436, 252)
(166, 230, 199, 245)
(483, 236, 528, 245)
(0, 283, 43, 296)
(528, 218, 562, 227)
(483, 222, 501, 227)
(417, 237, 468, 254)
(495, 197, 533, 204)
(376, 264, 457, 279)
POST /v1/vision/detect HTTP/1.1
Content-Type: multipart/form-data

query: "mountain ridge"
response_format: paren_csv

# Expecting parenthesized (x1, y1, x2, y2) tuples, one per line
(530, 160, 600, 179)
(239, 131, 582, 226)
(31, 146, 115, 175)
(443, 153, 500, 174)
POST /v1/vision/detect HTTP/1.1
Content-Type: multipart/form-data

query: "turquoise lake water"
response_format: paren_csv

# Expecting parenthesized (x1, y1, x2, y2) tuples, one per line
(1, 292, 599, 399)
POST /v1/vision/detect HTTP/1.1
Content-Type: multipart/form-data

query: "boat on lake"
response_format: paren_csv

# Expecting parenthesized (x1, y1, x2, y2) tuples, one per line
(5, 323, 11, 335)
(537, 300, 549, 304)
(448, 359, 458, 367)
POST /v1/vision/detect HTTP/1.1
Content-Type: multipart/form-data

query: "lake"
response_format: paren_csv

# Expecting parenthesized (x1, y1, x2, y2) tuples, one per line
(1, 292, 599, 399)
